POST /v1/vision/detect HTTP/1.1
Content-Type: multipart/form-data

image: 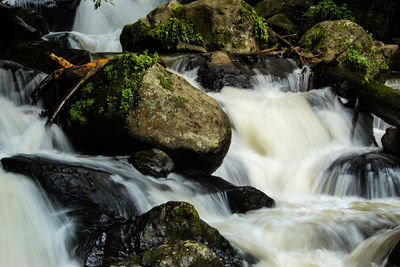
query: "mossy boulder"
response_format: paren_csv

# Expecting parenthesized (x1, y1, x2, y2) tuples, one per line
(120, 0, 269, 53)
(52, 53, 231, 174)
(101, 202, 245, 266)
(299, 20, 395, 80)
(267, 13, 295, 35)
(108, 240, 223, 267)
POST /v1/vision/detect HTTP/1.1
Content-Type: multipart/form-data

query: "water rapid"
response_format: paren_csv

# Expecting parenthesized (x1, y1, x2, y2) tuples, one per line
(2, 1, 400, 266)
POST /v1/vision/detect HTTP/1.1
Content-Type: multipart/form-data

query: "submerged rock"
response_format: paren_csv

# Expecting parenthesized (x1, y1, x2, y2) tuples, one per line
(318, 151, 400, 199)
(180, 170, 275, 213)
(120, 0, 269, 53)
(100, 202, 246, 266)
(41, 53, 231, 174)
(128, 149, 175, 178)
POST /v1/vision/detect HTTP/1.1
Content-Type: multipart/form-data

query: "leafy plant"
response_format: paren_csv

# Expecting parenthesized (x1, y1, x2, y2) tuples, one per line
(90, 0, 114, 9)
(304, 0, 355, 23)
(239, 6, 269, 49)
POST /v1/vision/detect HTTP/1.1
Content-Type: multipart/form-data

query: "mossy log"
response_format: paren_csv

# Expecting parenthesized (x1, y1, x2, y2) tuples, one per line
(315, 65, 400, 127)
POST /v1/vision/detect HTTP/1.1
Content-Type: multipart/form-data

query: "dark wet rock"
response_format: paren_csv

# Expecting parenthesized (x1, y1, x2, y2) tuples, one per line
(107, 240, 224, 267)
(101, 201, 246, 266)
(170, 51, 298, 92)
(0, 40, 90, 74)
(382, 128, 400, 158)
(267, 14, 295, 35)
(128, 149, 175, 178)
(180, 170, 275, 213)
(1, 154, 137, 222)
(0, 3, 47, 49)
(121, 0, 269, 53)
(387, 240, 400, 267)
(44, 31, 83, 49)
(43, 54, 231, 174)
(318, 151, 400, 199)
(14, 0, 81, 32)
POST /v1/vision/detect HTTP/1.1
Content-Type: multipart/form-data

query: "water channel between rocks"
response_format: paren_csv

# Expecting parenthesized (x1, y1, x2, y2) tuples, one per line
(2, 0, 400, 266)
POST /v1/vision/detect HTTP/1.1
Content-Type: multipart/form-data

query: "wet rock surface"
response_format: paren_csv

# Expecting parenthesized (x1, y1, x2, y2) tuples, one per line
(47, 54, 231, 174)
(100, 201, 247, 267)
(121, 0, 269, 53)
(128, 149, 175, 178)
(1, 154, 137, 221)
(180, 170, 275, 213)
(382, 127, 400, 158)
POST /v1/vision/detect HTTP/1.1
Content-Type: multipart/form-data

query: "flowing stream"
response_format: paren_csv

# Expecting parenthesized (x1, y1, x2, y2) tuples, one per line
(2, 1, 400, 266)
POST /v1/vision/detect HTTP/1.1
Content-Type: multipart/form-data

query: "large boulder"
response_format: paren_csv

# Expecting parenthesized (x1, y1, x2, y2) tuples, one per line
(299, 20, 397, 79)
(98, 202, 247, 266)
(0, 154, 137, 222)
(42, 53, 231, 174)
(120, 0, 269, 53)
(0, 3, 48, 49)
(12, 0, 81, 32)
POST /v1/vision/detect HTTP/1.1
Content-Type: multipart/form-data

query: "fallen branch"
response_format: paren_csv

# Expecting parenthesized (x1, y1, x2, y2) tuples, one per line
(46, 63, 106, 126)
(269, 29, 304, 65)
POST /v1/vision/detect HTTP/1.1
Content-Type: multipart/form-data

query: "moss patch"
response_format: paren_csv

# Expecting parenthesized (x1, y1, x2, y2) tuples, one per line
(148, 17, 204, 51)
(68, 52, 158, 125)
(239, 2, 269, 49)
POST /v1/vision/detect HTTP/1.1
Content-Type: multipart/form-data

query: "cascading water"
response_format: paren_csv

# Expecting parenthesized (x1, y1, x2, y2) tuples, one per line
(2, 1, 400, 266)
(0, 62, 77, 266)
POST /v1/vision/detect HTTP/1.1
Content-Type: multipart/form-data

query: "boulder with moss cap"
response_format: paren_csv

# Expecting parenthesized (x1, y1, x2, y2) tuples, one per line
(44, 53, 231, 174)
(120, 0, 269, 53)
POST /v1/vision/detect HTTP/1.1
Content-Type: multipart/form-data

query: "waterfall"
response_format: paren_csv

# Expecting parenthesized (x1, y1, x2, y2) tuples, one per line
(70, 0, 167, 52)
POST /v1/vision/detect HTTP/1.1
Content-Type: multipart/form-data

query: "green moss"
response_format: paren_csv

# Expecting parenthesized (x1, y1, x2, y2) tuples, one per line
(68, 52, 158, 125)
(148, 18, 204, 51)
(299, 24, 325, 52)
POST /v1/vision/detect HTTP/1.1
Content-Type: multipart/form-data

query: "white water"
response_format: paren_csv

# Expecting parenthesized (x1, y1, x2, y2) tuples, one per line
(2, 1, 400, 266)
(0, 62, 77, 266)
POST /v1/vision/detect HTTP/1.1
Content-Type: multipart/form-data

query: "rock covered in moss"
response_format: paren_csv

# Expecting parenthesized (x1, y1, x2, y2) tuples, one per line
(267, 14, 295, 35)
(101, 202, 245, 266)
(57, 53, 231, 174)
(120, 0, 269, 53)
(107, 240, 224, 267)
(299, 20, 396, 80)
